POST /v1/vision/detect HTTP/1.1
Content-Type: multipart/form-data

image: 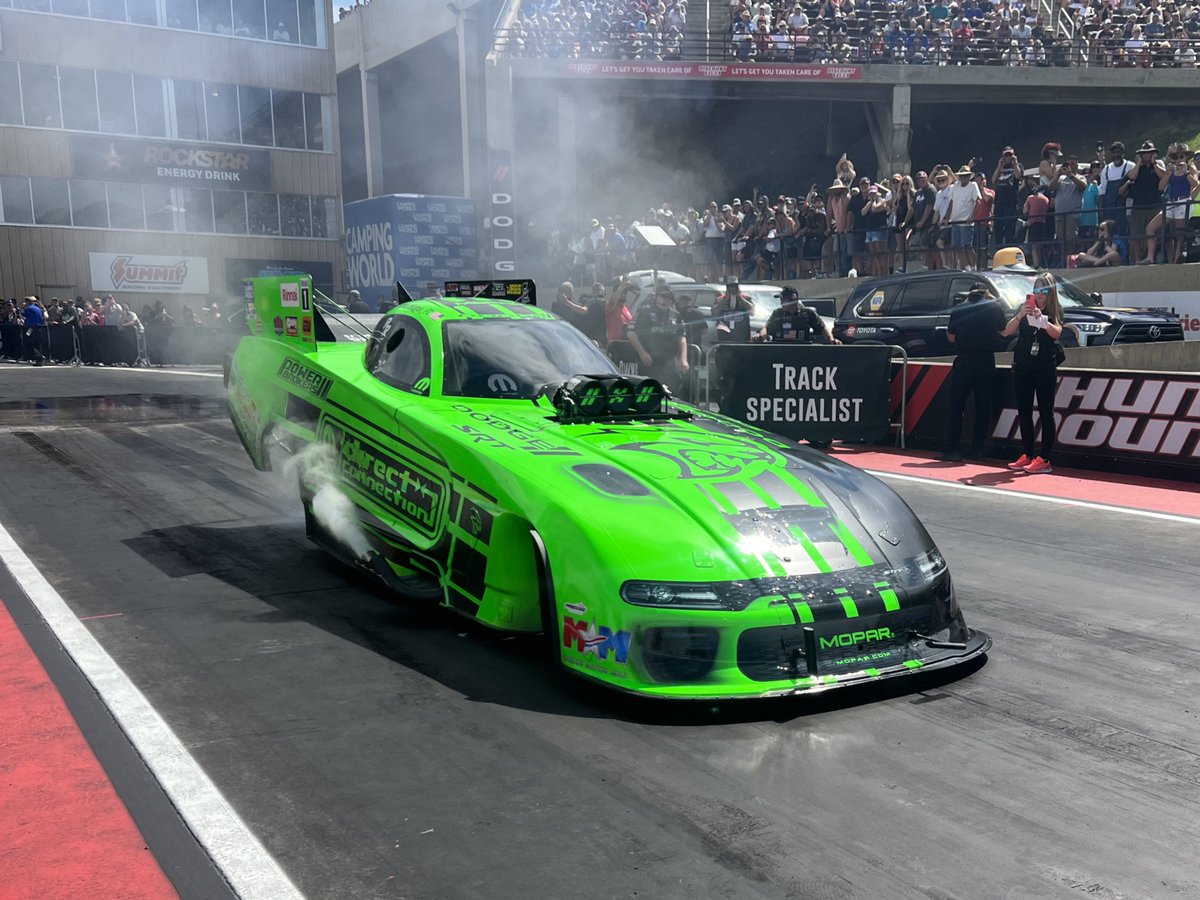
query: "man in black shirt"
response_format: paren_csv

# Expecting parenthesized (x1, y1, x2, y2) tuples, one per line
(627, 286, 688, 395)
(711, 278, 755, 343)
(939, 285, 1006, 462)
(757, 286, 834, 343)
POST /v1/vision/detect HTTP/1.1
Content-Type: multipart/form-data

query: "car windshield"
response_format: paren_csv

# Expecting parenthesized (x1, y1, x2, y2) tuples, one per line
(987, 273, 1098, 309)
(442, 318, 617, 398)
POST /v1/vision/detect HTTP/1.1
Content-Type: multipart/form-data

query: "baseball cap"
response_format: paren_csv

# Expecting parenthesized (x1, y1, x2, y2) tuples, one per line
(780, 285, 800, 302)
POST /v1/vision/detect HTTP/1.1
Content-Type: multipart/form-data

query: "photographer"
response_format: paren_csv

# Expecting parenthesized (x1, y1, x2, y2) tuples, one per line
(1001, 272, 1064, 475)
(992, 146, 1023, 246)
(1140, 143, 1197, 265)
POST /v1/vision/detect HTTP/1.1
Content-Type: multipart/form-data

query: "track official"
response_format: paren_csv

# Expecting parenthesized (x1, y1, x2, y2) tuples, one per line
(940, 285, 1006, 461)
(756, 286, 836, 343)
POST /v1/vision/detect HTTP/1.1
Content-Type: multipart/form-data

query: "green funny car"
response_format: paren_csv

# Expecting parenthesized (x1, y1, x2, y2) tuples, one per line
(227, 276, 990, 699)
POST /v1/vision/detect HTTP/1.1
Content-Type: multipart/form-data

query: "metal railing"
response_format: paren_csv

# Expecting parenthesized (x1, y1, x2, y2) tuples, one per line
(492, 27, 1200, 68)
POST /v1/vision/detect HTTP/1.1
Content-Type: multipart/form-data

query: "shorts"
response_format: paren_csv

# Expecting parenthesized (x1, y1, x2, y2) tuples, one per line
(846, 232, 865, 255)
(951, 223, 974, 248)
(938, 226, 952, 247)
(866, 229, 888, 244)
(802, 236, 824, 260)
(1128, 206, 1155, 239)
(1027, 221, 1049, 245)
(1165, 200, 1189, 221)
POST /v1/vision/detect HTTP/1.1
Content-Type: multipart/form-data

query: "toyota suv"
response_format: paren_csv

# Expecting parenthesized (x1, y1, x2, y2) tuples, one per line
(833, 269, 1184, 357)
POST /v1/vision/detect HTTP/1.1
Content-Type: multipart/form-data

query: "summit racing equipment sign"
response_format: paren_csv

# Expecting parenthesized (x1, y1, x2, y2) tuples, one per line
(318, 419, 445, 537)
(71, 136, 271, 190)
(717, 344, 893, 442)
(89, 253, 210, 294)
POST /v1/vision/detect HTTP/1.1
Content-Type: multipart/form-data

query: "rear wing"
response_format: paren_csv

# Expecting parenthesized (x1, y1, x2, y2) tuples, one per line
(243, 275, 317, 347)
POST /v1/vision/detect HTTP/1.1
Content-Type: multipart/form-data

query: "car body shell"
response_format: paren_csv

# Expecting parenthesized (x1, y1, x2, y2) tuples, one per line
(228, 291, 989, 699)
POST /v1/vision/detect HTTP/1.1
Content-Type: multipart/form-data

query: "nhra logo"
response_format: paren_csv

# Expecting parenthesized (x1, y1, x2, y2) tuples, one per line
(562, 617, 631, 664)
(110, 255, 187, 289)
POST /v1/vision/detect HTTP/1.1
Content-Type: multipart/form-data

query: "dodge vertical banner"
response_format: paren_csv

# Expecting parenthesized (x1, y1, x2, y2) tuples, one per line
(489, 150, 516, 274)
(717, 344, 893, 441)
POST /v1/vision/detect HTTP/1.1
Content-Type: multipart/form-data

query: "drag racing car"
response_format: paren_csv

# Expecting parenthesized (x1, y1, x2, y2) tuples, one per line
(226, 276, 990, 699)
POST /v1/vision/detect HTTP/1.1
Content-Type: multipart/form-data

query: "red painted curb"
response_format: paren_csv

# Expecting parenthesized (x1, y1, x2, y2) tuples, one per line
(0, 599, 177, 900)
(833, 445, 1200, 520)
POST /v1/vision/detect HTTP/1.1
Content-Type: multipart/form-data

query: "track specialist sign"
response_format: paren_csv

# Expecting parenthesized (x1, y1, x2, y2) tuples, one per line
(717, 344, 893, 441)
(70, 136, 271, 191)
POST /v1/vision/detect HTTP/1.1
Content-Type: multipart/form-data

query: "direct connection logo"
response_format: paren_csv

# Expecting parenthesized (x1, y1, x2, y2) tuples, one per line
(562, 617, 632, 664)
(109, 256, 188, 290)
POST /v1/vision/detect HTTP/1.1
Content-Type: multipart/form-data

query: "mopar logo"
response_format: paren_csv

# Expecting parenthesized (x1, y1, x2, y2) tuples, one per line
(820, 628, 894, 649)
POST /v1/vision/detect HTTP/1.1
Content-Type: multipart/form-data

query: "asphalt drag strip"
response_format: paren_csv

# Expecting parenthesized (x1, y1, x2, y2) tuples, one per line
(1, 371, 1198, 899)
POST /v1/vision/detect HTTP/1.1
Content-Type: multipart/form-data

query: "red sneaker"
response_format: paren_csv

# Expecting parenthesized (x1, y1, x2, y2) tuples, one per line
(1023, 456, 1054, 474)
(1007, 454, 1032, 470)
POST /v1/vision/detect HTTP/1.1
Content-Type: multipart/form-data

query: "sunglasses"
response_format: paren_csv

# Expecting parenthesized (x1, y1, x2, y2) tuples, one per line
(1033, 285, 1053, 295)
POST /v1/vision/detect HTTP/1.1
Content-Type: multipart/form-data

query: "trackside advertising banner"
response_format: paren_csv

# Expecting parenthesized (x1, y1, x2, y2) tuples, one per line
(718, 344, 893, 442)
(89, 252, 210, 294)
(562, 62, 862, 80)
(891, 362, 1200, 481)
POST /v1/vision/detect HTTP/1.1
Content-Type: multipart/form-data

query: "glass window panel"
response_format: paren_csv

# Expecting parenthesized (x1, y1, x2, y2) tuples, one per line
(89, 0, 126, 21)
(298, 0, 318, 45)
(70, 180, 109, 228)
(174, 79, 206, 140)
(0, 0, 10, 8)
(238, 86, 273, 145)
(247, 191, 279, 235)
(97, 71, 136, 134)
(233, 0, 265, 37)
(214, 191, 247, 234)
(205, 82, 240, 143)
(304, 93, 324, 150)
(143, 184, 174, 231)
(198, 0, 232, 33)
(312, 197, 337, 238)
(0, 176, 34, 224)
(271, 90, 304, 149)
(32, 178, 71, 226)
(165, 0, 197, 28)
(266, 0, 298, 41)
(279, 194, 310, 236)
(21, 64, 62, 129)
(107, 183, 145, 229)
(13, 0, 51, 11)
(60, 68, 100, 132)
(52, 0, 89, 15)
(0, 61, 21, 125)
(182, 187, 214, 232)
(134, 75, 166, 137)
(126, 0, 158, 24)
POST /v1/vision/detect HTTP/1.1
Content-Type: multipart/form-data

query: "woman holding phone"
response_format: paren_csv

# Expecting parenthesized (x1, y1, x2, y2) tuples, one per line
(1001, 271, 1063, 474)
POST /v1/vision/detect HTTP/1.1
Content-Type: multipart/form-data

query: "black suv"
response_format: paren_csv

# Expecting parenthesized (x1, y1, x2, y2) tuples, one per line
(834, 269, 1184, 357)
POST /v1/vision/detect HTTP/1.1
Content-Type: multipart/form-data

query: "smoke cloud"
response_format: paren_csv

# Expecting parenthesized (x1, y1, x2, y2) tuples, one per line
(269, 429, 371, 558)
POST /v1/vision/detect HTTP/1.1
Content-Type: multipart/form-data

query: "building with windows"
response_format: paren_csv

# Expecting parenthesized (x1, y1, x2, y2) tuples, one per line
(0, 0, 342, 305)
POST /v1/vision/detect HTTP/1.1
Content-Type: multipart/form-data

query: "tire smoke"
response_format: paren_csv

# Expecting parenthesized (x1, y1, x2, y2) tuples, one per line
(269, 428, 371, 557)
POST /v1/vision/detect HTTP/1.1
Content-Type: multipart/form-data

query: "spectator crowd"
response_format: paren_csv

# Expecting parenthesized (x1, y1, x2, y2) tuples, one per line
(504, 0, 1200, 67)
(547, 137, 1200, 284)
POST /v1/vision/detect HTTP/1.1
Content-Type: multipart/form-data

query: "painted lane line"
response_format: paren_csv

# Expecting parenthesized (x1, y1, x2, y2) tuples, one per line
(0, 520, 302, 900)
(867, 469, 1200, 527)
(0, 366, 223, 378)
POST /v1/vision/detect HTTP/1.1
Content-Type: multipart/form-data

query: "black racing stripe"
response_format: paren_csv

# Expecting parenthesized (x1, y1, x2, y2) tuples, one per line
(449, 539, 488, 599)
(447, 587, 480, 616)
(323, 398, 442, 467)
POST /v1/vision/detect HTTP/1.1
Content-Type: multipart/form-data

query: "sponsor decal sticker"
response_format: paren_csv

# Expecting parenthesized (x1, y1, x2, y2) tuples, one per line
(285, 317, 299, 337)
(277, 359, 332, 400)
(319, 420, 444, 537)
(563, 602, 588, 616)
(272, 316, 284, 336)
(819, 628, 894, 650)
(562, 617, 632, 664)
(301, 316, 313, 337)
(280, 282, 300, 308)
(868, 289, 886, 312)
